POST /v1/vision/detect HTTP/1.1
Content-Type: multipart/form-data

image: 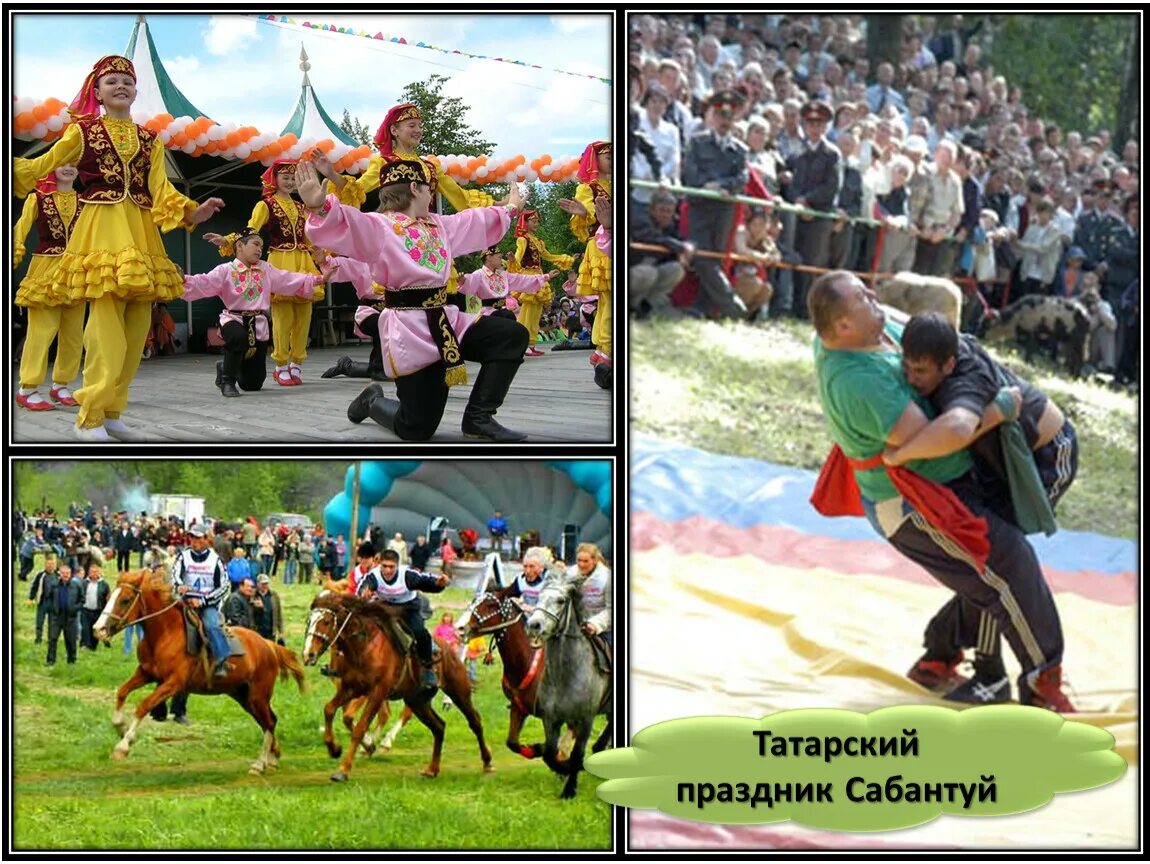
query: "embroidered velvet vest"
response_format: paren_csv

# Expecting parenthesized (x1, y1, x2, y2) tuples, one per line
(263, 195, 308, 251)
(520, 236, 543, 272)
(77, 119, 155, 208)
(33, 191, 81, 255)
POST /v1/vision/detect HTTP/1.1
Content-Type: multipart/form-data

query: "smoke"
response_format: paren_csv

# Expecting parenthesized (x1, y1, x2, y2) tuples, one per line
(119, 479, 152, 517)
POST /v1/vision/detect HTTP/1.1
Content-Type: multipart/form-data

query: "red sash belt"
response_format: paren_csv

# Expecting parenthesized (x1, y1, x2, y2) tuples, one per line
(811, 444, 990, 573)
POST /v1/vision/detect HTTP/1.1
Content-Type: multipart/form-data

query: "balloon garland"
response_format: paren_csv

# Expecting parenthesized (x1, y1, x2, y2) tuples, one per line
(13, 97, 583, 183)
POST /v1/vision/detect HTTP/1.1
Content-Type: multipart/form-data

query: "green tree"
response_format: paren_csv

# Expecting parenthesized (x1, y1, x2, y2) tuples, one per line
(396, 73, 496, 158)
(982, 14, 1131, 143)
(338, 108, 373, 147)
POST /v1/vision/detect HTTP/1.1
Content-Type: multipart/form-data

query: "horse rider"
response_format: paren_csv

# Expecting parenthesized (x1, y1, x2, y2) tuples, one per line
(507, 546, 552, 614)
(171, 523, 231, 678)
(569, 542, 612, 648)
(357, 548, 450, 690)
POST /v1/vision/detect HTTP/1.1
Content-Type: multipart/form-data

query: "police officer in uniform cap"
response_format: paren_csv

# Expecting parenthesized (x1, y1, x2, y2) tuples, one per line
(682, 88, 750, 319)
(783, 99, 841, 318)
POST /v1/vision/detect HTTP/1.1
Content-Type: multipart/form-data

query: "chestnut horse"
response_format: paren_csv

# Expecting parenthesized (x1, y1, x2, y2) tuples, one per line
(455, 583, 553, 759)
(302, 592, 492, 782)
(93, 569, 306, 774)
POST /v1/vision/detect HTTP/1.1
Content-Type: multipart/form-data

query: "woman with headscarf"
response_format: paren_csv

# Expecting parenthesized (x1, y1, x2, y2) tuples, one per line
(564, 142, 612, 364)
(505, 209, 576, 356)
(14, 55, 224, 441)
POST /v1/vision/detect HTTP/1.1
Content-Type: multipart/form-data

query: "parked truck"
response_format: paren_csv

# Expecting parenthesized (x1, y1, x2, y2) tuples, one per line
(149, 494, 205, 527)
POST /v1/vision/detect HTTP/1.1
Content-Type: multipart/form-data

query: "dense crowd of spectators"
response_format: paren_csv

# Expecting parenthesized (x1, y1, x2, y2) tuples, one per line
(629, 13, 1138, 383)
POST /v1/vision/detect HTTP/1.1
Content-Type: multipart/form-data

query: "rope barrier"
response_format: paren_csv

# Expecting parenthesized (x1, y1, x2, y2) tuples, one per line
(629, 179, 884, 227)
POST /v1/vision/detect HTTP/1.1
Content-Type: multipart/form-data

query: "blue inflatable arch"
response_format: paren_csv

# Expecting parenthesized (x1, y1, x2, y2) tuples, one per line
(323, 461, 612, 557)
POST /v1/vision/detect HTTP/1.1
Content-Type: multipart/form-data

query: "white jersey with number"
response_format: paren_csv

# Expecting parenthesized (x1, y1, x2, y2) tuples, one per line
(178, 549, 223, 600)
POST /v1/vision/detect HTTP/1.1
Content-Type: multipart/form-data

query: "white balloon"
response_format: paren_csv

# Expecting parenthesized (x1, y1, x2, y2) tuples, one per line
(182, 140, 197, 154)
(524, 168, 538, 182)
(207, 124, 226, 141)
(196, 134, 209, 147)
(475, 165, 488, 178)
(356, 157, 370, 172)
(30, 122, 47, 139)
(540, 164, 553, 177)
(160, 130, 172, 144)
(235, 143, 251, 159)
(15, 97, 35, 115)
(132, 110, 150, 124)
(173, 115, 192, 129)
(46, 115, 65, 132)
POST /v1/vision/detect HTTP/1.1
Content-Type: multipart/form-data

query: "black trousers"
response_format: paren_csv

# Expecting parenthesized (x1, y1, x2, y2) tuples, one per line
(886, 476, 1063, 675)
(46, 613, 78, 663)
(361, 310, 384, 370)
(150, 691, 189, 721)
(116, 549, 132, 572)
(80, 608, 101, 650)
(392, 314, 528, 441)
(220, 321, 269, 391)
(793, 218, 835, 319)
(398, 601, 434, 664)
(687, 201, 743, 317)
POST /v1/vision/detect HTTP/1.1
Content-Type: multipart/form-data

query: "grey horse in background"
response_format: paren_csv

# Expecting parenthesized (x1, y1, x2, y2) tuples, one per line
(524, 573, 612, 798)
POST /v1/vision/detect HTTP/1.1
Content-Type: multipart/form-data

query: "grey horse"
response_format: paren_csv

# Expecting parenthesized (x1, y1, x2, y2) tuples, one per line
(524, 574, 612, 798)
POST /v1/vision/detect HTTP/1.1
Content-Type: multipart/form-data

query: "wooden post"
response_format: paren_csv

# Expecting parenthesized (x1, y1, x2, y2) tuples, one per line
(348, 462, 361, 578)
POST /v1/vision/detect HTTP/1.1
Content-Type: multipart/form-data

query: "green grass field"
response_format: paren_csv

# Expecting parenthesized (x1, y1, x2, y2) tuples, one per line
(12, 573, 612, 851)
(632, 317, 1138, 539)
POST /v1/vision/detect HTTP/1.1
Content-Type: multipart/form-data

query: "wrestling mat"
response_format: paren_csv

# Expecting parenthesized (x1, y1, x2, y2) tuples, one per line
(629, 436, 1139, 850)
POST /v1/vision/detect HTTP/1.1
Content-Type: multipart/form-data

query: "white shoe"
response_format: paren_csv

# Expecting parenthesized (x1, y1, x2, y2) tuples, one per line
(74, 424, 112, 442)
(104, 419, 148, 442)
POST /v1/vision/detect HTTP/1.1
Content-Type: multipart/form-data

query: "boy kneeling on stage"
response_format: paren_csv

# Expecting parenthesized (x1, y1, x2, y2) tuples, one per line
(181, 228, 336, 397)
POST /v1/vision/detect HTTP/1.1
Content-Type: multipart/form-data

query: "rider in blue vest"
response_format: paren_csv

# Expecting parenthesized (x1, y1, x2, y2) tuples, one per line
(171, 524, 231, 677)
(357, 548, 449, 690)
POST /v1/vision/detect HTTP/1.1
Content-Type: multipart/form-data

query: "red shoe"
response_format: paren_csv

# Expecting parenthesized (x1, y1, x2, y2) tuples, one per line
(289, 365, 303, 384)
(524, 347, 544, 357)
(589, 350, 609, 366)
(906, 652, 968, 691)
(50, 385, 79, 407)
(16, 391, 55, 411)
(274, 369, 295, 387)
(1019, 665, 1076, 713)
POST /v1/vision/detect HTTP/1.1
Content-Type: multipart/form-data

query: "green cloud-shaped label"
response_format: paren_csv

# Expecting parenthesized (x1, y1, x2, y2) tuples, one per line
(585, 707, 1125, 830)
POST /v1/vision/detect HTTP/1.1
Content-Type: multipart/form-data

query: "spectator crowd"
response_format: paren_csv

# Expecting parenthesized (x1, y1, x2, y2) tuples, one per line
(629, 13, 1138, 385)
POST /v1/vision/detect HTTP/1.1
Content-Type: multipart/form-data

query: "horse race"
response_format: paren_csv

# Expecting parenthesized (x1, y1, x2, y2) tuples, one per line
(12, 460, 614, 851)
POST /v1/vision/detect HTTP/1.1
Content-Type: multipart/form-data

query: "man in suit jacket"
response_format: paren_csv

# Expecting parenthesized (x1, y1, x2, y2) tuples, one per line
(113, 520, 136, 573)
(27, 556, 59, 644)
(828, 128, 864, 271)
(79, 562, 112, 651)
(784, 100, 841, 318)
(44, 564, 83, 665)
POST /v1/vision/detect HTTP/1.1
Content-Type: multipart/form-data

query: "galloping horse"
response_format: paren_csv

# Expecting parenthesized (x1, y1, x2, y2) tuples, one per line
(456, 583, 553, 759)
(92, 569, 306, 774)
(302, 592, 492, 782)
(524, 575, 613, 798)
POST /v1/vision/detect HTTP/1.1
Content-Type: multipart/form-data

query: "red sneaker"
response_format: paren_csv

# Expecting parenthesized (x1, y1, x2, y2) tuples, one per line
(906, 652, 968, 691)
(289, 365, 303, 384)
(1019, 665, 1076, 713)
(16, 391, 55, 411)
(524, 347, 545, 357)
(589, 350, 609, 366)
(50, 385, 79, 407)
(274, 369, 295, 387)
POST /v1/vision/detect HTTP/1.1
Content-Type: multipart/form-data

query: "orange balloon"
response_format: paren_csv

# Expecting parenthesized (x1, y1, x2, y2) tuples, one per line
(157, 113, 174, 126)
(32, 104, 50, 122)
(281, 133, 298, 146)
(171, 132, 188, 147)
(267, 141, 283, 157)
(14, 111, 34, 131)
(225, 131, 241, 148)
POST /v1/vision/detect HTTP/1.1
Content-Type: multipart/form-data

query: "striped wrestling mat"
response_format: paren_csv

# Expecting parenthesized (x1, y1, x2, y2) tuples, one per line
(629, 436, 1138, 850)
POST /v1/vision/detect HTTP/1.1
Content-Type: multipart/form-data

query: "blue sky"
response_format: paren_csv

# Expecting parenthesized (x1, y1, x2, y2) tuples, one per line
(12, 13, 612, 160)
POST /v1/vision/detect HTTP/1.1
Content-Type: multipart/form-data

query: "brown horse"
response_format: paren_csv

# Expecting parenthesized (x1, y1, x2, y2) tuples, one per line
(455, 584, 552, 759)
(92, 569, 306, 774)
(302, 592, 492, 782)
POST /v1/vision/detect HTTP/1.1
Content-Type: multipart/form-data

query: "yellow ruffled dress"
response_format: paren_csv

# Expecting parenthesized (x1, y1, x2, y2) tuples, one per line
(14, 118, 197, 306)
(13, 191, 78, 308)
(570, 179, 612, 357)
